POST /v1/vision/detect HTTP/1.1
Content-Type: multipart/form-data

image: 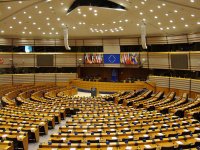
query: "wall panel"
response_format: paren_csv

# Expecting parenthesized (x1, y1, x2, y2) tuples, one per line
(120, 38, 139, 45)
(0, 38, 12, 45)
(13, 39, 34, 46)
(0, 54, 12, 68)
(148, 52, 169, 69)
(0, 74, 12, 84)
(56, 54, 76, 67)
(84, 39, 103, 46)
(190, 52, 200, 71)
(13, 54, 34, 67)
(147, 37, 168, 45)
(13, 74, 34, 84)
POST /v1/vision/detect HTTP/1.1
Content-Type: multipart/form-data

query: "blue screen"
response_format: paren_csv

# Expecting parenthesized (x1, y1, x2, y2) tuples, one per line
(25, 46, 32, 53)
(104, 54, 120, 64)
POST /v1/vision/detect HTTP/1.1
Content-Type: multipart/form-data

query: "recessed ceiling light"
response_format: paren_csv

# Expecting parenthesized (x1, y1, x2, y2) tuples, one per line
(35, 5, 38, 9)
(134, 5, 138, 9)
(51, 28, 54, 30)
(56, 32, 59, 35)
(154, 16, 158, 19)
(33, 22, 36, 25)
(38, 27, 41, 30)
(61, 23, 65, 26)
(170, 20, 173, 23)
(181, 17, 184, 20)
(113, 21, 116, 24)
(162, 3, 166, 6)
(46, 17, 50, 20)
(83, 14, 86, 17)
(197, 22, 200, 25)
(94, 10, 97, 13)
(42, 32, 46, 35)
(24, 27, 27, 30)
(119, 20, 122, 23)
(49, 32, 52, 35)
(165, 13, 169, 16)
(38, 11, 42, 14)
(28, 16, 32, 19)
(23, 11, 27, 14)
(125, 19, 128, 22)
(157, 5, 161, 9)
(143, 18, 146, 21)
(137, 24, 139, 26)
(166, 27, 169, 30)
(78, 11, 81, 14)
(89, 7, 92, 11)
(49, 6, 53, 9)
(94, 13, 98, 16)
(102, 23, 105, 26)
(13, 17, 16, 20)
(83, 22, 86, 25)
(57, 18, 61, 21)
(149, 9, 153, 12)
(60, 2, 64, 5)
(140, 12, 143, 15)
(174, 10, 178, 13)
(18, 1, 22, 3)
(72, 26, 76, 29)
(141, 1, 145, 5)
(29, 32, 32, 34)
(1, 30, 5, 33)
(78, 8, 81, 11)
(22, 31, 25, 34)
(7, 6, 11, 10)
(79, 22, 82, 25)
(64, 8, 68, 11)
(173, 26, 176, 29)
(185, 24, 189, 27)
(160, 27, 163, 30)
(190, 0, 195, 2)
(47, 23, 50, 26)
(9, 26, 13, 29)
(191, 14, 195, 17)
(158, 22, 161, 25)
(18, 21, 22, 24)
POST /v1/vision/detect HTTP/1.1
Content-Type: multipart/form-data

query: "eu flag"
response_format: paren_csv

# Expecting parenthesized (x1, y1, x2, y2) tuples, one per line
(104, 54, 120, 64)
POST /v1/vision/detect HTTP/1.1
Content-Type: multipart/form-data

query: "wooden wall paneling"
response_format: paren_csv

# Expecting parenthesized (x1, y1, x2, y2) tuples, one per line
(13, 74, 34, 84)
(103, 39, 119, 46)
(55, 53, 76, 67)
(56, 73, 77, 82)
(0, 38, 12, 45)
(188, 33, 200, 43)
(140, 52, 148, 68)
(0, 74, 12, 84)
(149, 76, 169, 88)
(35, 73, 55, 83)
(147, 36, 168, 45)
(119, 38, 139, 45)
(13, 54, 34, 67)
(191, 79, 200, 93)
(84, 39, 103, 46)
(148, 52, 169, 69)
(170, 77, 190, 91)
(13, 39, 34, 46)
(55, 39, 64, 46)
(167, 35, 188, 44)
(34, 39, 56, 46)
(0, 54, 12, 68)
(190, 52, 200, 71)
(75, 40, 84, 46)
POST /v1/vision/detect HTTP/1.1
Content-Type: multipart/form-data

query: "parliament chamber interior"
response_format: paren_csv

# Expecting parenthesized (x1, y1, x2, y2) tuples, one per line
(0, 0, 200, 150)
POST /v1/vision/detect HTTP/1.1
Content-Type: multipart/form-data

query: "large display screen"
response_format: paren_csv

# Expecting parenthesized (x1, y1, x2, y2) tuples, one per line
(84, 53, 103, 64)
(120, 53, 139, 65)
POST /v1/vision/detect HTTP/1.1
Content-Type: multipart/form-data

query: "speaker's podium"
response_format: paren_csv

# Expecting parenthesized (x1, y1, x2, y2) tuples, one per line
(91, 87, 97, 97)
